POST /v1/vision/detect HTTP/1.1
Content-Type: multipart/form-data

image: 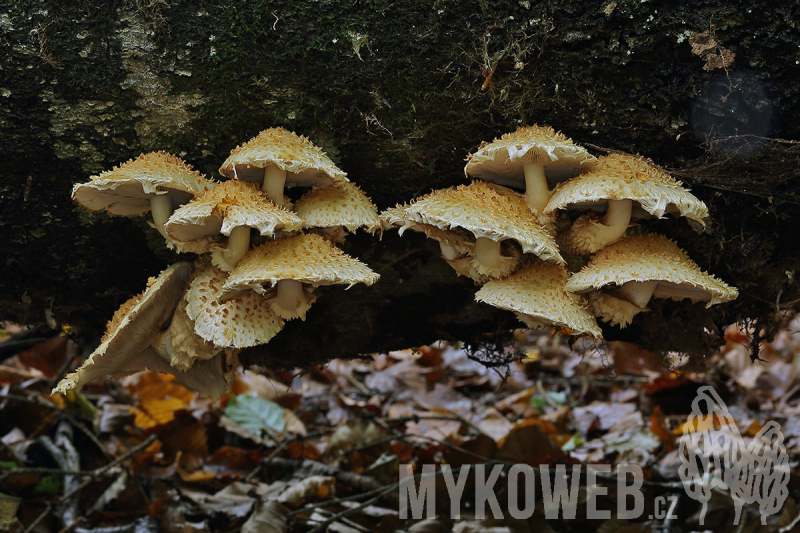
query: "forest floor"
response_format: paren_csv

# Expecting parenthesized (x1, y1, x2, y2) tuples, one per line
(2, 316, 800, 533)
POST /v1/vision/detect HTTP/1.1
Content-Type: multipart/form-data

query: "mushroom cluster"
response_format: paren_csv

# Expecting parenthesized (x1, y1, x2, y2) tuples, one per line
(58, 129, 380, 399)
(382, 124, 738, 338)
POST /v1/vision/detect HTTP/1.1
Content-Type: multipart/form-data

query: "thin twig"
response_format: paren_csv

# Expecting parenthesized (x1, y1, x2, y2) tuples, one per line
(56, 516, 85, 533)
(0, 394, 91, 421)
(305, 484, 397, 533)
(22, 502, 52, 533)
(59, 434, 157, 503)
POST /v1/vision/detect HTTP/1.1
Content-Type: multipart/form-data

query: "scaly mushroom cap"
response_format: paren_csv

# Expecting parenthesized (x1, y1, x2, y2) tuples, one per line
(380, 204, 475, 258)
(166, 180, 302, 241)
(220, 234, 379, 320)
(565, 233, 739, 307)
(52, 262, 191, 394)
(545, 153, 709, 222)
(294, 182, 380, 235)
(185, 264, 285, 349)
(465, 125, 597, 187)
(402, 181, 564, 267)
(222, 234, 380, 295)
(72, 152, 214, 216)
(114, 346, 238, 401)
(475, 261, 602, 338)
(166, 297, 221, 371)
(219, 127, 348, 188)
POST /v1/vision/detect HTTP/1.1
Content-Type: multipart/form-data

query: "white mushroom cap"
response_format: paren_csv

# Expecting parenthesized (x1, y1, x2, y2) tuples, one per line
(546, 153, 708, 222)
(185, 264, 285, 348)
(565, 234, 738, 326)
(219, 127, 348, 188)
(475, 261, 602, 338)
(52, 262, 191, 394)
(465, 125, 597, 188)
(294, 182, 380, 239)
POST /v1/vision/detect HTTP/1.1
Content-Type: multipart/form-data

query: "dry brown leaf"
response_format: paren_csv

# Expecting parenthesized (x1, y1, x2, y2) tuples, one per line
(277, 475, 335, 506)
(472, 407, 514, 442)
(495, 423, 565, 465)
(232, 370, 301, 409)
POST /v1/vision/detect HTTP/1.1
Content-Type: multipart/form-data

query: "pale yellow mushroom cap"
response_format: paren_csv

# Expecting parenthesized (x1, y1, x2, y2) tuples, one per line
(220, 233, 380, 298)
(402, 181, 564, 266)
(165, 180, 302, 241)
(545, 153, 709, 223)
(380, 204, 476, 257)
(72, 152, 214, 216)
(565, 234, 739, 307)
(52, 262, 191, 394)
(465, 125, 597, 187)
(294, 182, 380, 234)
(219, 127, 348, 188)
(185, 264, 285, 349)
(475, 261, 602, 338)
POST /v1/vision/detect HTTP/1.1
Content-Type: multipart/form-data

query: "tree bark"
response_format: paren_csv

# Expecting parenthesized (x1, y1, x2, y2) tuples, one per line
(1, 0, 798, 364)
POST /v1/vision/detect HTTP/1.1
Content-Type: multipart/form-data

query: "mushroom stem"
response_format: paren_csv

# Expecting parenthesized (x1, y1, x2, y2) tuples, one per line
(522, 163, 550, 214)
(262, 165, 287, 205)
(226, 226, 251, 268)
(275, 279, 306, 316)
(616, 280, 658, 309)
(439, 241, 463, 261)
(474, 237, 504, 271)
(150, 195, 173, 239)
(600, 199, 633, 241)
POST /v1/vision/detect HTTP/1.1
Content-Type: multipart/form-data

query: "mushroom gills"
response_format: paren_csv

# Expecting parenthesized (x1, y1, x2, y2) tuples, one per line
(652, 282, 711, 303)
(150, 195, 174, 239)
(439, 241, 465, 261)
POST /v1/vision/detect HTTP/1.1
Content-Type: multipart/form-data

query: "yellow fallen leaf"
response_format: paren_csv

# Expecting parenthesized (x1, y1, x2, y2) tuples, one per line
(134, 398, 187, 430)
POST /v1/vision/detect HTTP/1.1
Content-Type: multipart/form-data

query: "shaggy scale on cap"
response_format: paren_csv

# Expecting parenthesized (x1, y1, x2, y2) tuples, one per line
(465, 125, 597, 215)
(53, 262, 191, 394)
(476, 261, 602, 338)
(402, 181, 564, 277)
(72, 152, 215, 244)
(166, 180, 303, 270)
(546, 154, 709, 254)
(185, 265, 285, 349)
(220, 233, 379, 320)
(294, 181, 380, 241)
(219, 127, 347, 208)
(565, 234, 738, 326)
(167, 180, 303, 241)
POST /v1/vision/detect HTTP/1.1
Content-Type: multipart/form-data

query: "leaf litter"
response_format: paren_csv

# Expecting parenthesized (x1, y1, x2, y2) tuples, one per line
(1, 317, 800, 532)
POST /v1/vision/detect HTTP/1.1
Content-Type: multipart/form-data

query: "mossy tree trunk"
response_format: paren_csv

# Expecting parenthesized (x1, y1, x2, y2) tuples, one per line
(2, 0, 799, 366)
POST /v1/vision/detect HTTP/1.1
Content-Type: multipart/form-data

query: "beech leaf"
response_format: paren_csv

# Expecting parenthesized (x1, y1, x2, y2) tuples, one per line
(225, 395, 286, 435)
